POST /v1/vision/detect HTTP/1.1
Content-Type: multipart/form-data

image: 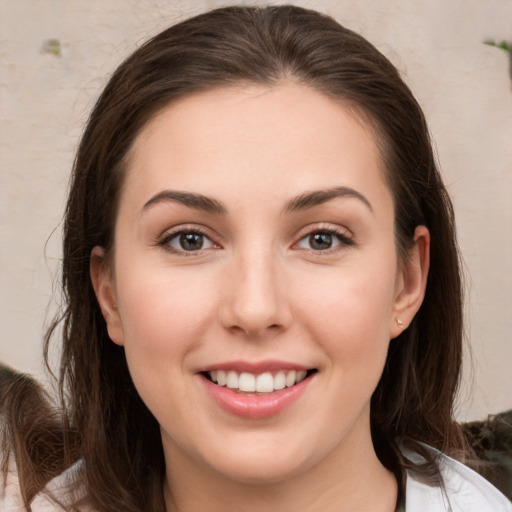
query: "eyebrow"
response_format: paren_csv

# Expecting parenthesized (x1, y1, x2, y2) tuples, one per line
(142, 190, 227, 214)
(284, 186, 373, 214)
(142, 185, 372, 216)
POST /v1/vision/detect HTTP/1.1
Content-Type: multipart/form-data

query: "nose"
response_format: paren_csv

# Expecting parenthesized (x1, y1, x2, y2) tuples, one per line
(219, 248, 291, 339)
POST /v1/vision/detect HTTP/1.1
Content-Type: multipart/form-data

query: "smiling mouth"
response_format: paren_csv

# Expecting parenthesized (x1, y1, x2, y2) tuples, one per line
(203, 369, 317, 394)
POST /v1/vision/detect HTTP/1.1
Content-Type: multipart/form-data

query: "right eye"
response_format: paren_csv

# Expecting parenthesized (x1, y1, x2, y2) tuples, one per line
(297, 231, 342, 251)
(162, 230, 216, 253)
(294, 227, 354, 253)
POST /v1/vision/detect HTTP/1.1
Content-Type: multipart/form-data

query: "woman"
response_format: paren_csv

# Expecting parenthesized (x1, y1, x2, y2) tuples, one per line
(1, 5, 510, 511)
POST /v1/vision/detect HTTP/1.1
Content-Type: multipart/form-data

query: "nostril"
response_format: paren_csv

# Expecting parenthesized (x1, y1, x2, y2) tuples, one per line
(229, 325, 246, 334)
(227, 323, 282, 337)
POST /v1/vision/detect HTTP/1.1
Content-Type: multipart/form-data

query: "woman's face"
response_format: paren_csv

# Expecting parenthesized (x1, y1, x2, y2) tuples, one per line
(92, 83, 428, 484)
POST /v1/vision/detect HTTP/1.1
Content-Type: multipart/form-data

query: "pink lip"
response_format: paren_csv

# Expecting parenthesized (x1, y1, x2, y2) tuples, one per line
(199, 359, 311, 374)
(200, 371, 314, 420)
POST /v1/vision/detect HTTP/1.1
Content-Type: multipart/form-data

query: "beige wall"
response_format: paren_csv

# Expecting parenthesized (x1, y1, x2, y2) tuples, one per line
(1, 0, 511, 421)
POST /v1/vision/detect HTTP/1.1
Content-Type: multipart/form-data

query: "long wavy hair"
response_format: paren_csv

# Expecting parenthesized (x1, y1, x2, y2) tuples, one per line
(1, 5, 465, 511)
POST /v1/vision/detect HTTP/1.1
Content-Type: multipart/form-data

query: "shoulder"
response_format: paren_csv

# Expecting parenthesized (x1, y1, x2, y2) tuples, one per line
(0, 458, 90, 512)
(402, 444, 512, 512)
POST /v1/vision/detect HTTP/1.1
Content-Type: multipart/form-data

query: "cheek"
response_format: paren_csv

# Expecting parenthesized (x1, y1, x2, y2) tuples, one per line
(290, 258, 397, 373)
(118, 264, 217, 341)
(113, 266, 219, 399)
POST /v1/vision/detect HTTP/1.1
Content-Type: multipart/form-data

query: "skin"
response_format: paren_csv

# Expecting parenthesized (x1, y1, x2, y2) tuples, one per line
(91, 82, 429, 511)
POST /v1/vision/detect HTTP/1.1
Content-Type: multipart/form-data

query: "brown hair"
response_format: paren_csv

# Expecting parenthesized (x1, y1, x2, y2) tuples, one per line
(2, 5, 465, 510)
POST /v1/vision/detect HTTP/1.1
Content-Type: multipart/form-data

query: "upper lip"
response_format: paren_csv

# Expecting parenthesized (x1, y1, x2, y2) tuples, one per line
(198, 360, 313, 374)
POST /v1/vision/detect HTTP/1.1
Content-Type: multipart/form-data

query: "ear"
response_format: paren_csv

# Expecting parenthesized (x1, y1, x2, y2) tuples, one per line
(90, 246, 124, 346)
(390, 226, 430, 339)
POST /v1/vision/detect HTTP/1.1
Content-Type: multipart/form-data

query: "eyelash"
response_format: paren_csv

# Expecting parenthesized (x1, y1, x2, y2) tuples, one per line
(157, 226, 219, 255)
(294, 226, 355, 253)
(157, 224, 354, 255)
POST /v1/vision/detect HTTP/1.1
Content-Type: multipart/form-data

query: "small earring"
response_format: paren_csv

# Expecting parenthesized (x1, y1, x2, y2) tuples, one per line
(395, 317, 405, 328)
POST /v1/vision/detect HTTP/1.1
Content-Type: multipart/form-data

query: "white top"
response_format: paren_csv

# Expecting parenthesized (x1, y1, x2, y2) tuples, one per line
(403, 445, 512, 512)
(1, 448, 511, 511)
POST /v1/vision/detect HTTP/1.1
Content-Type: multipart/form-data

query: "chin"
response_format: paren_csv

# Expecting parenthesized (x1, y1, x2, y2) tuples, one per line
(202, 438, 320, 485)
(216, 458, 309, 485)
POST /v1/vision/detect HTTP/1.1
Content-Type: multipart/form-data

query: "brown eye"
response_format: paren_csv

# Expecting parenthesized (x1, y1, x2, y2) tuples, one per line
(166, 231, 214, 252)
(309, 232, 333, 250)
(180, 233, 204, 251)
(296, 229, 353, 251)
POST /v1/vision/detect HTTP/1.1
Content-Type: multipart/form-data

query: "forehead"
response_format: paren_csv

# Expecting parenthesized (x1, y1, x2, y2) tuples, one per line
(123, 82, 391, 214)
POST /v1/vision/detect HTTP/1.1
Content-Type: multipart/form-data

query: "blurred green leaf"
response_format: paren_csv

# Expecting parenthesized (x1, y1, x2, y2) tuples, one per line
(485, 40, 511, 54)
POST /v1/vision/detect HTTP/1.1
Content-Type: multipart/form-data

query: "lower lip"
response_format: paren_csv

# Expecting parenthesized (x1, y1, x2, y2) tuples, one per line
(201, 374, 313, 420)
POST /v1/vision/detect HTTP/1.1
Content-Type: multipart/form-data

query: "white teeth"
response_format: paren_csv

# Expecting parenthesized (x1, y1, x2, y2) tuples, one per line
(216, 370, 226, 386)
(273, 371, 286, 390)
(296, 370, 307, 383)
(226, 371, 238, 389)
(285, 370, 296, 387)
(207, 369, 310, 393)
(256, 372, 274, 392)
(239, 372, 256, 392)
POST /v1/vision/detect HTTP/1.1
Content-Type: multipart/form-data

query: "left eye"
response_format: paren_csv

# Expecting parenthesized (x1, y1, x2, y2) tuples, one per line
(296, 231, 347, 251)
(166, 231, 215, 252)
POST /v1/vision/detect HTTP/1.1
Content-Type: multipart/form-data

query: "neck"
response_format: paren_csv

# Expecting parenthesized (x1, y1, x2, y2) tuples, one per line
(162, 422, 398, 512)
